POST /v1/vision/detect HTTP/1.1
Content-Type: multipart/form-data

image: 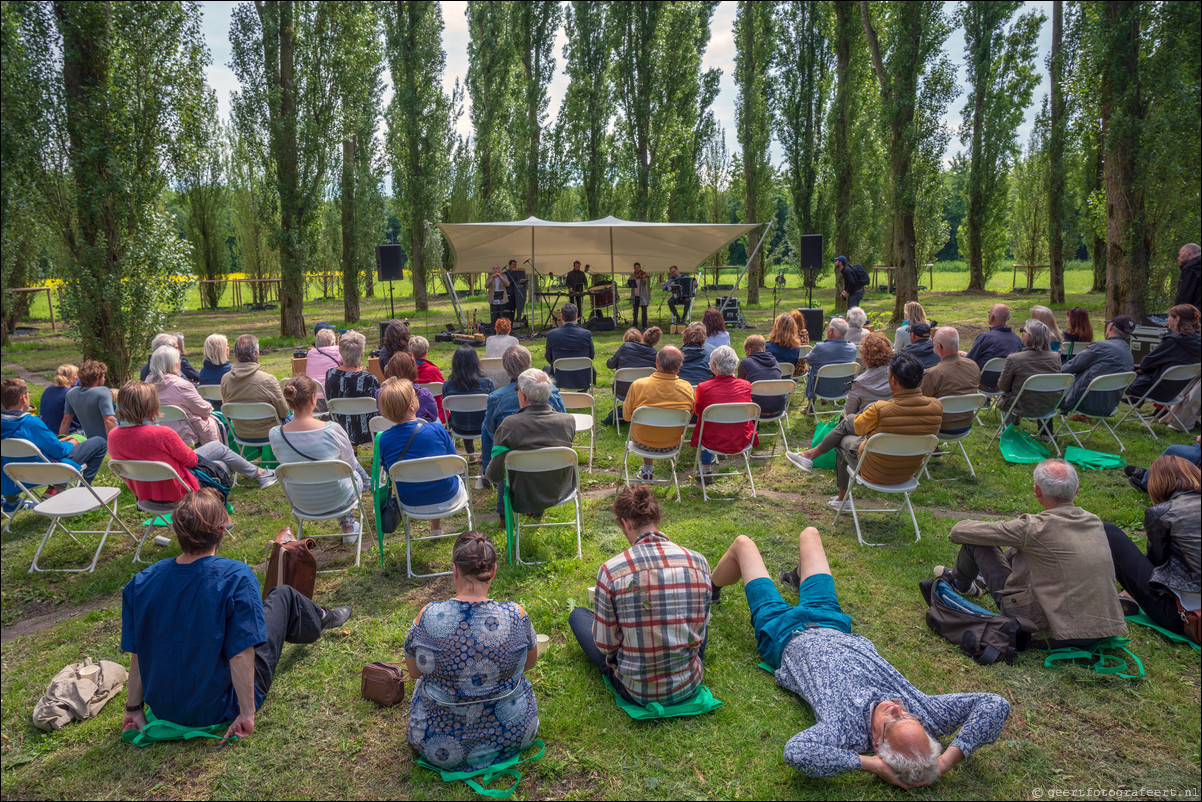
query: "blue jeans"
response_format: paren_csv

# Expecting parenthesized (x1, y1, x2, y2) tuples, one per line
(68, 437, 108, 485)
(1141, 443, 1201, 489)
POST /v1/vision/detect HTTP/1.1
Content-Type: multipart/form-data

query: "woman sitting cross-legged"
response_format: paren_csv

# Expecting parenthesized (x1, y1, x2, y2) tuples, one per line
(147, 345, 222, 446)
(269, 376, 369, 546)
(404, 531, 539, 772)
(378, 378, 465, 538)
(108, 381, 276, 504)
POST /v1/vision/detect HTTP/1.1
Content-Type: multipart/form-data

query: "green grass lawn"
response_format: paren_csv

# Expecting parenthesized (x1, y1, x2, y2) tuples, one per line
(2, 265, 1199, 801)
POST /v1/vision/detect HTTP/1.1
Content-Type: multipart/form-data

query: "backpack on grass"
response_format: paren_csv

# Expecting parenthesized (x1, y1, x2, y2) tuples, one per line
(920, 578, 1027, 665)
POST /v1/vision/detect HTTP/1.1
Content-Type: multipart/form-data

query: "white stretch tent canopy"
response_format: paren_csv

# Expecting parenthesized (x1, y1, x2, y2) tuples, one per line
(434, 216, 761, 276)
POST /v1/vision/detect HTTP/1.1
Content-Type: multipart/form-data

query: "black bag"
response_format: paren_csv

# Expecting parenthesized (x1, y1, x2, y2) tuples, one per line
(191, 456, 233, 503)
(851, 263, 870, 289)
(378, 423, 423, 535)
(920, 578, 1027, 666)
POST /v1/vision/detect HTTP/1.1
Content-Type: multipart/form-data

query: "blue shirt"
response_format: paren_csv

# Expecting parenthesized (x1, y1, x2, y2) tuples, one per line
(479, 380, 566, 473)
(765, 342, 801, 368)
(1, 410, 77, 497)
(39, 385, 79, 434)
(198, 359, 232, 388)
(442, 375, 496, 435)
(379, 420, 459, 505)
(803, 338, 858, 398)
(121, 556, 267, 727)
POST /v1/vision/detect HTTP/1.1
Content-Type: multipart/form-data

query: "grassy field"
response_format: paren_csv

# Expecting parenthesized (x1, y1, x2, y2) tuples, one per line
(1, 264, 1199, 801)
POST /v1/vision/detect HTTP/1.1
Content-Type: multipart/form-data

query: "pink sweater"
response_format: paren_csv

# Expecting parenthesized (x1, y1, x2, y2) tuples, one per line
(108, 424, 199, 502)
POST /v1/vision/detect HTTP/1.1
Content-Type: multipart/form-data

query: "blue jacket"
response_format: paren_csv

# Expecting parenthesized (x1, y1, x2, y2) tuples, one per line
(1, 410, 78, 497)
(804, 338, 858, 398)
(544, 322, 595, 390)
(480, 380, 566, 474)
(678, 343, 715, 386)
(967, 325, 1023, 372)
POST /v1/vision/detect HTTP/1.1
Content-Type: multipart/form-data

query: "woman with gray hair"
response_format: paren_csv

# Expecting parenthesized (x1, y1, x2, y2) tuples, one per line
(324, 330, 380, 446)
(148, 345, 222, 446)
(690, 345, 757, 477)
(996, 319, 1063, 431)
(305, 326, 342, 409)
(844, 307, 868, 345)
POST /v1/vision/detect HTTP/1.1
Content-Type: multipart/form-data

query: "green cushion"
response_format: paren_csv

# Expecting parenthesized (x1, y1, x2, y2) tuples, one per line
(1126, 612, 1201, 651)
(417, 740, 545, 800)
(811, 420, 838, 470)
(998, 424, 1051, 463)
(120, 708, 233, 747)
(602, 676, 723, 720)
(1064, 446, 1125, 471)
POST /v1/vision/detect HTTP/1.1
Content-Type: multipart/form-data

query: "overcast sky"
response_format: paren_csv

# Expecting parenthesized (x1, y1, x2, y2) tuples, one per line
(199, 0, 1054, 169)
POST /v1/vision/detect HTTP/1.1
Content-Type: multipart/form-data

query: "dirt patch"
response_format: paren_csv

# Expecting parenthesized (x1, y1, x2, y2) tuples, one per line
(1, 596, 116, 645)
(2, 362, 51, 388)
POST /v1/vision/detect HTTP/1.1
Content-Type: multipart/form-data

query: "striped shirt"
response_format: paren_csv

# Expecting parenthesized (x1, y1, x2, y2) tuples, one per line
(592, 532, 712, 706)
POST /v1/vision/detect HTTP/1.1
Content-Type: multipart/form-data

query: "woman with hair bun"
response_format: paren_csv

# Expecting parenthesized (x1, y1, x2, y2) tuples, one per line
(404, 531, 540, 772)
(269, 376, 368, 544)
(568, 485, 712, 706)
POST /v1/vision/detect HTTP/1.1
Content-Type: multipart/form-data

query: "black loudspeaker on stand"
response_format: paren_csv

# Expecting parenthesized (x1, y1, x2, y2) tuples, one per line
(376, 244, 407, 319)
(798, 233, 823, 310)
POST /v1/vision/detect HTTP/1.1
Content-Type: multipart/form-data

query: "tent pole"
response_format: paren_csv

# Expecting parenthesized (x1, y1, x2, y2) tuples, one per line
(609, 227, 619, 323)
(429, 220, 466, 331)
(720, 221, 774, 316)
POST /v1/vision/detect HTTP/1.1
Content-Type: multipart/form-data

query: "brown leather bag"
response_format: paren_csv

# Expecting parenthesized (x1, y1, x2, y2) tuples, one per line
(262, 529, 318, 600)
(360, 662, 407, 707)
(1177, 598, 1201, 646)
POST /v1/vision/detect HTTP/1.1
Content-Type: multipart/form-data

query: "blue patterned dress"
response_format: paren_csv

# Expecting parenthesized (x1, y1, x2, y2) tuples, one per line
(404, 600, 539, 772)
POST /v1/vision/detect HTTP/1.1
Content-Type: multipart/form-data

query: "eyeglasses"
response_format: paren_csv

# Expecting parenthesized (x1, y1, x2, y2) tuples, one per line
(880, 700, 922, 737)
(1019, 328, 1027, 334)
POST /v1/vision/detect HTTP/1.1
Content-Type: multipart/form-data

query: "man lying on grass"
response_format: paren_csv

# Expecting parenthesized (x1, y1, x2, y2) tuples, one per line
(710, 528, 1010, 789)
(121, 489, 351, 739)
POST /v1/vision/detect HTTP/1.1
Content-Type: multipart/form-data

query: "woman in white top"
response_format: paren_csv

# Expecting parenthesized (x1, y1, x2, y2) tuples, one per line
(893, 300, 927, 353)
(148, 345, 221, 446)
(844, 307, 868, 345)
(485, 316, 520, 359)
(305, 326, 343, 408)
(269, 376, 369, 543)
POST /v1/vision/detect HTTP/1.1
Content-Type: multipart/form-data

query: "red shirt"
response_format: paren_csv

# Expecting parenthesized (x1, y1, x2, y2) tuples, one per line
(108, 424, 199, 502)
(416, 360, 446, 421)
(690, 375, 758, 452)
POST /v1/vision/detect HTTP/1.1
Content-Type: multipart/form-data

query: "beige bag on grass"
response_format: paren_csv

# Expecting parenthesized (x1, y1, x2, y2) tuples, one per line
(32, 658, 128, 731)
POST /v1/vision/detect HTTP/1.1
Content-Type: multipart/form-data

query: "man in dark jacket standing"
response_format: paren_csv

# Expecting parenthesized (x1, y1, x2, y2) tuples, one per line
(835, 256, 869, 309)
(1175, 243, 1200, 306)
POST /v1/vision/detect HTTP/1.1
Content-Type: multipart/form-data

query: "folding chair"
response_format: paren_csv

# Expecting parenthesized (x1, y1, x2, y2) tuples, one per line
(975, 357, 1007, 424)
(106, 459, 196, 564)
(480, 357, 508, 388)
(442, 394, 491, 476)
(369, 415, 398, 435)
(1052, 372, 1137, 452)
(779, 362, 796, 379)
(4, 462, 133, 573)
(2, 437, 55, 534)
(833, 433, 939, 547)
(552, 357, 594, 392)
(275, 460, 366, 570)
(326, 396, 379, 450)
(1060, 341, 1090, 361)
(750, 379, 795, 457)
(158, 404, 203, 445)
(561, 391, 596, 471)
(621, 407, 690, 502)
(197, 385, 224, 403)
(693, 402, 761, 502)
(417, 382, 444, 416)
(1115, 363, 1201, 439)
(925, 394, 987, 479)
(986, 374, 1074, 456)
(390, 455, 473, 578)
(504, 447, 582, 565)
(611, 367, 656, 434)
(221, 401, 283, 464)
(808, 362, 859, 421)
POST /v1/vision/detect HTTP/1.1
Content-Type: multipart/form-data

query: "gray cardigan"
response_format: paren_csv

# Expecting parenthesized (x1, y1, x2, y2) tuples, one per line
(843, 365, 892, 417)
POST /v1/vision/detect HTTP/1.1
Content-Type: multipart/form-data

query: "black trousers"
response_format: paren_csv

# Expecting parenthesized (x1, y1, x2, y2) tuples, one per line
(846, 289, 865, 309)
(668, 297, 692, 324)
(632, 301, 648, 329)
(1104, 522, 1185, 635)
(254, 585, 325, 697)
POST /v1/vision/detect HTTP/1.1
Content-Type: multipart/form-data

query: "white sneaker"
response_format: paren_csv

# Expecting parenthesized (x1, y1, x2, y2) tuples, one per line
(341, 519, 362, 545)
(429, 527, 443, 538)
(785, 452, 813, 472)
(257, 469, 278, 490)
(474, 475, 486, 490)
(637, 467, 654, 481)
(827, 496, 849, 510)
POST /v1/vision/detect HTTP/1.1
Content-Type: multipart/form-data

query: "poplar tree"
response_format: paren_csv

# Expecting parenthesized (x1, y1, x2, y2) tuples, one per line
(510, 1, 561, 219)
(466, 1, 515, 221)
(735, 1, 774, 304)
(1047, 0, 1067, 303)
(563, 2, 613, 220)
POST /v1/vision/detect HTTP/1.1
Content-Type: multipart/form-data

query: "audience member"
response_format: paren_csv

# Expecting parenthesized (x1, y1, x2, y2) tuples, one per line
(802, 318, 857, 399)
(1174, 242, 1200, 306)
(121, 490, 350, 735)
(678, 323, 715, 386)
(995, 320, 1062, 430)
(709, 527, 1008, 788)
(384, 352, 438, 423)
(378, 378, 463, 536)
(737, 335, 783, 386)
(1060, 315, 1135, 416)
(1029, 306, 1062, 351)
(109, 381, 275, 504)
(940, 459, 1127, 648)
(304, 327, 342, 408)
(702, 308, 731, 349)
(147, 346, 221, 446)
(199, 334, 232, 389)
(787, 352, 941, 508)
(140, 332, 200, 384)
(691, 346, 757, 477)
(323, 330, 379, 447)
(270, 376, 368, 543)
(844, 333, 894, 417)
(222, 334, 290, 443)
(60, 359, 116, 439)
(789, 309, 813, 350)
(902, 322, 939, 369)
(604, 327, 660, 426)
(569, 486, 711, 706)
(1106, 455, 1200, 637)
(544, 303, 595, 390)
(484, 369, 576, 517)
(442, 345, 495, 456)
(484, 316, 519, 359)
(921, 327, 981, 434)
(2, 378, 107, 509)
(1128, 304, 1201, 401)
(844, 307, 868, 345)
(379, 320, 411, 375)
(966, 304, 1023, 375)
(624, 347, 695, 482)
(409, 335, 445, 420)
(480, 346, 566, 485)
(1124, 435, 1201, 492)
(404, 531, 539, 772)
(1063, 307, 1094, 346)
(766, 313, 803, 374)
(40, 365, 80, 435)
(893, 301, 928, 354)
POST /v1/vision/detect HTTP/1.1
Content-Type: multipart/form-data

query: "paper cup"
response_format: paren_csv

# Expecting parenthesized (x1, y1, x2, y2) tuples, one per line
(588, 586, 597, 606)
(78, 664, 100, 683)
(536, 633, 550, 657)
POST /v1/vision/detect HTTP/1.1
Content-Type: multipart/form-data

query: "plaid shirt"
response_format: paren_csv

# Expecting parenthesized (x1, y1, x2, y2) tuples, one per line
(592, 532, 712, 706)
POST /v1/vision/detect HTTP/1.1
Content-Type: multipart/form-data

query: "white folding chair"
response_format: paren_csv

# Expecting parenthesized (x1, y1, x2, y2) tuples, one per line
(553, 356, 594, 392)
(442, 394, 491, 476)
(158, 403, 203, 445)
(1052, 371, 1137, 452)
(611, 367, 657, 434)
(779, 361, 796, 379)
(221, 401, 284, 463)
(1060, 341, 1090, 361)
(326, 396, 380, 448)
(2, 437, 56, 533)
(275, 460, 366, 570)
(106, 459, 196, 563)
(561, 391, 596, 471)
(4, 462, 133, 573)
(417, 382, 444, 414)
(808, 362, 859, 421)
(986, 373, 1075, 456)
(750, 379, 795, 457)
(976, 357, 1008, 424)
(504, 447, 583, 566)
(390, 455, 473, 578)
(1115, 363, 1201, 439)
(925, 394, 987, 479)
(480, 357, 508, 388)
(621, 407, 690, 502)
(369, 415, 398, 434)
(694, 402, 761, 502)
(834, 433, 939, 547)
(198, 384, 224, 403)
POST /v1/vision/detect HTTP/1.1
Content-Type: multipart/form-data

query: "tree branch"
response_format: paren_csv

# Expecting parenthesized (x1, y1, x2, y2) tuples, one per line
(859, 0, 889, 99)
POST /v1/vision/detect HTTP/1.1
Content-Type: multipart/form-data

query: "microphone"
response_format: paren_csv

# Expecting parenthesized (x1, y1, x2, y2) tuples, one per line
(523, 259, 531, 265)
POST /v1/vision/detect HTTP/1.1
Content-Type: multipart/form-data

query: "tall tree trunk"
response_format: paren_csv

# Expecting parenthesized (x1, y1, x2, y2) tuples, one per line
(832, 1, 854, 312)
(1090, 125, 1107, 292)
(341, 137, 360, 322)
(271, 1, 305, 336)
(965, 32, 988, 291)
(1047, 0, 1065, 304)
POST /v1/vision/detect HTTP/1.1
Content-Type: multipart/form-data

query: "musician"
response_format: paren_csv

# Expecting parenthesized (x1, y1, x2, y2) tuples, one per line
(565, 260, 588, 311)
(628, 263, 651, 330)
(486, 264, 511, 326)
(665, 265, 694, 325)
(504, 259, 527, 326)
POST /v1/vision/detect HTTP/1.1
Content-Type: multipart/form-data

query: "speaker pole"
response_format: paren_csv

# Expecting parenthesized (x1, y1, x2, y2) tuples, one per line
(720, 220, 774, 316)
(389, 281, 395, 320)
